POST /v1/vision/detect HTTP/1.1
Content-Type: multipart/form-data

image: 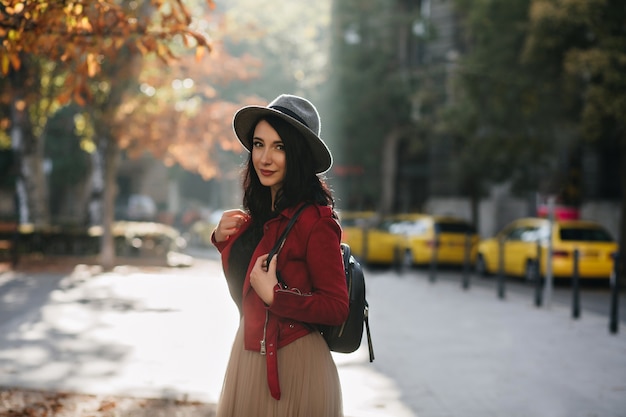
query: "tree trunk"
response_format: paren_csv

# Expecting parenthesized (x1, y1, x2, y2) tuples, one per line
(379, 128, 403, 216)
(88, 147, 105, 227)
(22, 135, 48, 227)
(11, 95, 49, 228)
(99, 137, 120, 271)
(11, 99, 28, 225)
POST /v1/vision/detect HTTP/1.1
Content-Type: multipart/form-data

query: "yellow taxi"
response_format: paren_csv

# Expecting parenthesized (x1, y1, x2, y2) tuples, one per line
(339, 211, 406, 265)
(338, 211, 376, 257)
(396, 215, 479, 267)
(475, 217, 617, 280)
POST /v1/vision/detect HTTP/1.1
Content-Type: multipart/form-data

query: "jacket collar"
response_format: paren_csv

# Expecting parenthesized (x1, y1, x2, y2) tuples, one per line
(275, 202, 311, 221)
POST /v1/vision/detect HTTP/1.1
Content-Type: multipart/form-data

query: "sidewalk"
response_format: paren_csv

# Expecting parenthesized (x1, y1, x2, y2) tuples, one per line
(1, 258, 625, 417)
(0, 259, 413, 417)
(365, 267, 626, 417)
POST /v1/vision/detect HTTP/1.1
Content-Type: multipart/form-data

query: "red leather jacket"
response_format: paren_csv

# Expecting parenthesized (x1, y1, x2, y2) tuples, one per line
(212, 203, 349, 400)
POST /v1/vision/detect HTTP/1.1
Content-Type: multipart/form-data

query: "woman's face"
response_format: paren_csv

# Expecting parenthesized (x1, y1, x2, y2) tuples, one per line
(252, 119, 286, 203)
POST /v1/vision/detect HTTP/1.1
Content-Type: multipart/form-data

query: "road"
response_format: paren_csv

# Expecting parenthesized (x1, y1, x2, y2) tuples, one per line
(1, 248, 625, 417)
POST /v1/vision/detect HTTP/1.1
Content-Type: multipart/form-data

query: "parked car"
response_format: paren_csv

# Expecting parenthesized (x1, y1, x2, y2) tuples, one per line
(340, 211, 405, 265)
(339, 211, 376, 257)
(396, 215, 479, 267)
(476, 217, 617, 280)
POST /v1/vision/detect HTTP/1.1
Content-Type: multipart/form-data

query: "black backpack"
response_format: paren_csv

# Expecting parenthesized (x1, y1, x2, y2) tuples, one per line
(269, 205, 375, 362)
(320, 243, 374, 362)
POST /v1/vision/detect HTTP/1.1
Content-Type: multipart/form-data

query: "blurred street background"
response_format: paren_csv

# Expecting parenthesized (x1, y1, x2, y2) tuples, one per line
(1, 0, 625, 416)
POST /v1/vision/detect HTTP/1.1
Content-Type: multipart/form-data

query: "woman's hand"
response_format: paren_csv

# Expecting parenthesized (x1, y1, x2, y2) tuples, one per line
(250, 253, 278, 305)
(213, 209, 248, 243)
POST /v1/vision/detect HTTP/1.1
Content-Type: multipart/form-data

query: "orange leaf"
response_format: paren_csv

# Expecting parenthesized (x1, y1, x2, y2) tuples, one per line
(195, 46, 205, 62)
(9, 52, 21, 71)
(86, 53, 98, 77)
(1, 54, 10, 75)
(79, 16, 93, 31)
(57, 91, 72, 106)
(98, 401, 116, 412)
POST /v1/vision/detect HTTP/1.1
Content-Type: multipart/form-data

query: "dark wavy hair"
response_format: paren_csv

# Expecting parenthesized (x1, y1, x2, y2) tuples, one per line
(242, 115, 334, 223)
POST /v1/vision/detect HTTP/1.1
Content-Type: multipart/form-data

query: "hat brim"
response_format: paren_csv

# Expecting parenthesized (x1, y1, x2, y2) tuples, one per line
(233, 106, 332, 174)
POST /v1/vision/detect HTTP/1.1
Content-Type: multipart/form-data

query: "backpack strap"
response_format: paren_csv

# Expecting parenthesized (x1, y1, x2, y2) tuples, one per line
(267, 203, 310, 289)
(364, 301, 374, 362)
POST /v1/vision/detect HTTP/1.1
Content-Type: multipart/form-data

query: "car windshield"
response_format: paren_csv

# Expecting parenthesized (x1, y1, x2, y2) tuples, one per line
(559, 227, 614, 242)
(389, 221, 412, 234)
(435, 222, 476, 234)
(378, 220, 404, 233)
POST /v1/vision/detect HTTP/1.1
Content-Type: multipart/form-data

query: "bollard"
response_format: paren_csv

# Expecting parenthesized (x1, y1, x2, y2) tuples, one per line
(462, 232, 471, 290)
(429, 231, 439, 283)
(572, 249, 580, 319)
(534, 242, 543, 307)
(609, 252, 620, 334)
(497, 237, 506, 299)
(393, 246, 402, 275)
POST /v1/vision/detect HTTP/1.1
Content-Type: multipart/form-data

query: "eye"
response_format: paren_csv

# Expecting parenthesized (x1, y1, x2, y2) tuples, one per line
(252, 140, 263, 148)
(276, 143, 285, 151)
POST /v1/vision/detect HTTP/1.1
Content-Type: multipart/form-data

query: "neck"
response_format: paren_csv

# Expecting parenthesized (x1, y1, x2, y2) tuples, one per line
(270, 186, 281, 211)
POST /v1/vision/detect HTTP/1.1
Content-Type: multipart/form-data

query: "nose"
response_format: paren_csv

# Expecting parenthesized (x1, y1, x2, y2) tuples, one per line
(260, 148, 272, 165)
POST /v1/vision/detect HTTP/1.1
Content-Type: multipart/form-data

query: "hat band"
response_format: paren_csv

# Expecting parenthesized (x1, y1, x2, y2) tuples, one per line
(270, 105, 310, 128)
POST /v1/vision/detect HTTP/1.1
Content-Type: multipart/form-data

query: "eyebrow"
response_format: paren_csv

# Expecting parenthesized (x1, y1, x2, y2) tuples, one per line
(252, 136, 284, 145)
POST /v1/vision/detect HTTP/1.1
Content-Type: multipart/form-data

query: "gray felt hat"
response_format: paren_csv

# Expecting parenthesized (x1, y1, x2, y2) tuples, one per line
(232, 94, 332, 174)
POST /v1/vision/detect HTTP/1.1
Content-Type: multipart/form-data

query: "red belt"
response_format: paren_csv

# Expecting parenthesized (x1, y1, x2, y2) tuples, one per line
(265, 330, 281, 400)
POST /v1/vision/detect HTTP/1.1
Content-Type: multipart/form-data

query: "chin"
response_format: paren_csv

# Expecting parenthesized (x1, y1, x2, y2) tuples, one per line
(259, 179, 277, 188)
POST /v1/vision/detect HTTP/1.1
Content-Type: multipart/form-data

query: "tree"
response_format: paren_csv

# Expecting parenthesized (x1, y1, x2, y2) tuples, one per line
(445, 0, 579, 228)
(327, 0, 417, 213)
(114, 48, 262, 181)
(522, 0, 626, 282)
(1, 0, 213, 269)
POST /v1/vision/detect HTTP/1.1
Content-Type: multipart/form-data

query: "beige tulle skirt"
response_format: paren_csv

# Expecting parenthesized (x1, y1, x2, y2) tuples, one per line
(216, 319, 344, 417)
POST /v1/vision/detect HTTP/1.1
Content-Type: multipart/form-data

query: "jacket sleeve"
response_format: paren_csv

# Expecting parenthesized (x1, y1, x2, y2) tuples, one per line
(211, 230, 229, 253)
(268, 215, 350, 326)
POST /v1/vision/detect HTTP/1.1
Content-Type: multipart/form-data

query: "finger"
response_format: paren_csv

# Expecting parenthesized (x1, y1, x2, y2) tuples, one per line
(266, 253, 277, 274)
(222, 209, 248, 221)
(257, 254, 269, 271)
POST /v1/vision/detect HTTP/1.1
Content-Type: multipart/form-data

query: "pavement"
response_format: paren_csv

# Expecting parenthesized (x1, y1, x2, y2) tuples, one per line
(1, 254, 625, 417)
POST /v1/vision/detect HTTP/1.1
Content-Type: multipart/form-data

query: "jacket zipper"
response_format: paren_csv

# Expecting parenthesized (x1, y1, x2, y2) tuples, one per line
(260, 310, 269, 355)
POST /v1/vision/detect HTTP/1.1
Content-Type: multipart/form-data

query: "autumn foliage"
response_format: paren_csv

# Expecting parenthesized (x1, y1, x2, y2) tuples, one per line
(1, 0, 264, 180)
(116, 49, 264, 179)
(1, 0, 213, 100)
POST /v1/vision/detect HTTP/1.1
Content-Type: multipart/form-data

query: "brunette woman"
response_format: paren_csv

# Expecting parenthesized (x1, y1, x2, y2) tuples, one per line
(212, 94, 349, 417)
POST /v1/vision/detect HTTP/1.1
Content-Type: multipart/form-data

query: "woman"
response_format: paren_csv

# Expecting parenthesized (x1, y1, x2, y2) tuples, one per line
(212, 94, 350, 417)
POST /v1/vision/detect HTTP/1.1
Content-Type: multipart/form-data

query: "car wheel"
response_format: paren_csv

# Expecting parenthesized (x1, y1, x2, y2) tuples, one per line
(475, 254, 487, 277)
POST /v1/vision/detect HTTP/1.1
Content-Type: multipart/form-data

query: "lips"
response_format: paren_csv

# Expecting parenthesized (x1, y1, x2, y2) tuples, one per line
(259, 169, 275, 177)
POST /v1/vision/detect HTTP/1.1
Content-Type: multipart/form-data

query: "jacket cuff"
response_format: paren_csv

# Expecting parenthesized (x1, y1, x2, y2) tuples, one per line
(211, 231, 229, 251)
